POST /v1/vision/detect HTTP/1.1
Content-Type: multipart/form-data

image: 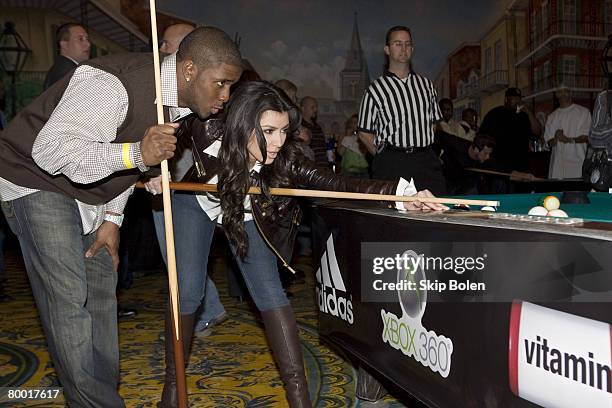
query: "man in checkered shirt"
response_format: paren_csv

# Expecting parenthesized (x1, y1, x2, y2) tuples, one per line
(0, 27, 243, 407)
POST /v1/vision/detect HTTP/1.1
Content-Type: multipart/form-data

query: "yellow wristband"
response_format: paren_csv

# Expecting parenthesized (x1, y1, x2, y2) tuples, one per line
(122, 143, 134, 169)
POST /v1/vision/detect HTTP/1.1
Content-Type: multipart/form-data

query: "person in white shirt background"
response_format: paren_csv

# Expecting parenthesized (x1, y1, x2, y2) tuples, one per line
(544, 85, 591, 179)
(459, 107, 478, 142)
(438, 98, 468, 140)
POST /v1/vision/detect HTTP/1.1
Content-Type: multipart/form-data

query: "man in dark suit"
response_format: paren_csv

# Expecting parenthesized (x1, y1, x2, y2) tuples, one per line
(435, 131, 494, 194)
(43, 23, 91, 90)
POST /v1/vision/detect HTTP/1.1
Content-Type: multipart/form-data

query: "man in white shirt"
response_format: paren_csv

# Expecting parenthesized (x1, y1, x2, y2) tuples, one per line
(438, 98, 468, 140)
(459, 108, 478, 142)
(544, 86, 591, 179)
(0, 27, 243, 407)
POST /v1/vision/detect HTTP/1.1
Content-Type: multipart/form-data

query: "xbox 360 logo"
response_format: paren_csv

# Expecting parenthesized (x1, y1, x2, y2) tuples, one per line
(397, 250, 427, 320)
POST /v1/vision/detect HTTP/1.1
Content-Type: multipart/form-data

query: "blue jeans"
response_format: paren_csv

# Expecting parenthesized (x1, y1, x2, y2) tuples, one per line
(171, 193, 289, 314)
(1, 192, 124, 408)
(153, 193, 224, 320)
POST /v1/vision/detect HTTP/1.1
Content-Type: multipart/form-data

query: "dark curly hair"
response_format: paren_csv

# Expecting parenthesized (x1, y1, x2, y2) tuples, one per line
(218, 81, 302, 259)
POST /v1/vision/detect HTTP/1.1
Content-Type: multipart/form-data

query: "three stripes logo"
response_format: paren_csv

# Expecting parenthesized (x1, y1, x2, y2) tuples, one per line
(316, 234, 354, 325)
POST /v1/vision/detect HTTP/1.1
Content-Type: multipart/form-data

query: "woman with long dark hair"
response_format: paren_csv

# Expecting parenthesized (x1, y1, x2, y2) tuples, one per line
(159, 81, 445, 408)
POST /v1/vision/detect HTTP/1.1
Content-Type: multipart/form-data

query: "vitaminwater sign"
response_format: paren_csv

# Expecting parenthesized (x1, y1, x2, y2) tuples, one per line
(509, 301, 611, 407)
(380, 250, 454, 378)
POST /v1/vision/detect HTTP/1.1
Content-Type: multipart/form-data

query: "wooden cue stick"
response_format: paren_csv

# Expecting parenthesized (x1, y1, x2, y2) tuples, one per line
(136, 181, 501, 207)
(465, 167, 545, 181)
(148, 2, 188, 407)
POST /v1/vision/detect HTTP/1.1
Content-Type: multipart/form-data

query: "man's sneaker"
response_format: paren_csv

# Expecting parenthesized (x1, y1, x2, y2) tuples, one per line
(194, 312, 229, 338)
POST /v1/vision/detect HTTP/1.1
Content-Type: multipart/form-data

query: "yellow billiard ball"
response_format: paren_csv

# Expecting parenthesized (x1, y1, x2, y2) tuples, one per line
(542, 195, 560, 211)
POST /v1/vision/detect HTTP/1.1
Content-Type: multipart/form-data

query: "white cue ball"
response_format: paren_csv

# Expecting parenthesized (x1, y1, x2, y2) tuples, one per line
(528, 206, 548, 216)
(547, 209, 568, 218)
(481, 206, 496, 212)
(543, 195, 561, 211)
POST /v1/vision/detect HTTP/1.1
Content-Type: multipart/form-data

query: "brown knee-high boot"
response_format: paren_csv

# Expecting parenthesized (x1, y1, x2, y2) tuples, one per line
(158, 309, 196, 408)
(261, 305, 312, 408)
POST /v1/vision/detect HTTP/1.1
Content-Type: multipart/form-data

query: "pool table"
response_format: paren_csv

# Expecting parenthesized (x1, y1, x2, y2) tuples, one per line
(311, 192, 612, 408)
(461, 191, 612, 224)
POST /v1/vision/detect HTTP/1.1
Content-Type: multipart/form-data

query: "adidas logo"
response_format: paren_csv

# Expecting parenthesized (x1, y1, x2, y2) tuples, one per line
(316, 234, 354, 325)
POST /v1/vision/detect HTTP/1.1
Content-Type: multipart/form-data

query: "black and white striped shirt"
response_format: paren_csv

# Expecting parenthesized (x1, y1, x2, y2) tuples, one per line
(358, 71, 442, 150)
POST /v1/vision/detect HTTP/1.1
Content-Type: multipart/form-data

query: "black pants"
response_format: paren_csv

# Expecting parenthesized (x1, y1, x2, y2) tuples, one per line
(372, 147, 447, 195)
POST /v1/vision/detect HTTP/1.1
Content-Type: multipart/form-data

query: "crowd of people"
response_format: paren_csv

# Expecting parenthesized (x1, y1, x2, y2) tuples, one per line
(0, 19, 600, 408)
(0, 23, 444, 408)
(289, 26, 594, 198)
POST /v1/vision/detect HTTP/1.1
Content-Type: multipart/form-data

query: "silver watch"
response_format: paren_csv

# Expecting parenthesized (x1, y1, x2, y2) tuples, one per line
(103, 213, 124, 227)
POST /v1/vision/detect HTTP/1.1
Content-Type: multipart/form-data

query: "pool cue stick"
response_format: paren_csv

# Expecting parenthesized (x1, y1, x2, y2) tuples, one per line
(465, 167, 545, 181)
(136, 181, 501, 207)
(148, 1, 188, 407)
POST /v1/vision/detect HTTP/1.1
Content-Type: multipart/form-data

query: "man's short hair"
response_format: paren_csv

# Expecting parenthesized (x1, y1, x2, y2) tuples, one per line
(505, 87, 522, 98)
(275, 79, 297, 94)
(165, 22, 196, 32)
(177, 26, 243, 69)
(56, 23, 84, 47)
(300, 96, 316, 108)
(472, 133, 496, 151)
(439, 98, 453, 107)
(385, 25, 412, 45)
(556, 83, 572, 96)
(462, 108, 477, 121)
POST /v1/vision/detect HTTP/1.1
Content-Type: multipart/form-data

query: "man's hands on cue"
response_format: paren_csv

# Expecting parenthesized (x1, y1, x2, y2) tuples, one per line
(143, 174, 168, 195)
(510, 170, 536, 181)
(141, 122, 179, 166)
(402, 189, 448, 212)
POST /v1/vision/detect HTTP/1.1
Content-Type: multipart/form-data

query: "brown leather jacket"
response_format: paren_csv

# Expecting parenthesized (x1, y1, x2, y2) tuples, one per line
(181, 116, 398, 271)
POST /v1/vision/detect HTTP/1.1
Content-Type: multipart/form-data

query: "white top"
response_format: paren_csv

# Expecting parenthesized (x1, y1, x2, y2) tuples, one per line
(543, 104, 591, 179)
(195, 139, 262, 223)
(458, 120, 476, 141)
(439, 119, 468, 141)
(340, 135, 365, 156)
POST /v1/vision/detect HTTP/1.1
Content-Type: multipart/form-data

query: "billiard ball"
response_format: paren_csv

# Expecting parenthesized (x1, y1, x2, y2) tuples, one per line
(547, 209, 568, 218)
(542, 195, 561, 211)
(528, 206, 548, 216)
(481, 206, 496, 212)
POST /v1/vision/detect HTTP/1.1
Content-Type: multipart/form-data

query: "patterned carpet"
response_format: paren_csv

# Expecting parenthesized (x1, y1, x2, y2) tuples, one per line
(0, 245, 409, 407)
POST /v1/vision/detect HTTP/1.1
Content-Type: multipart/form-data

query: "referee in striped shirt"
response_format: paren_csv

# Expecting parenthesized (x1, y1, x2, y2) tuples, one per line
(358, 26, 447, 195)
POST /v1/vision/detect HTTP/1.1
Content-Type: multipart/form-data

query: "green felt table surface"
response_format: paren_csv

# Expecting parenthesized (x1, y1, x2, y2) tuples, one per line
(457, 192, 612, 223)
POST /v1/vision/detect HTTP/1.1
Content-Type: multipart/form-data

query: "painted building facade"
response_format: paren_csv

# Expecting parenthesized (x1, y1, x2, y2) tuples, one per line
(0, 0, 148, 118)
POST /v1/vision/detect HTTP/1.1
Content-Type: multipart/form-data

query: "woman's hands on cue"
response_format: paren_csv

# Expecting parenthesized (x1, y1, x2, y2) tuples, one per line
(402, 189, 448, 212)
